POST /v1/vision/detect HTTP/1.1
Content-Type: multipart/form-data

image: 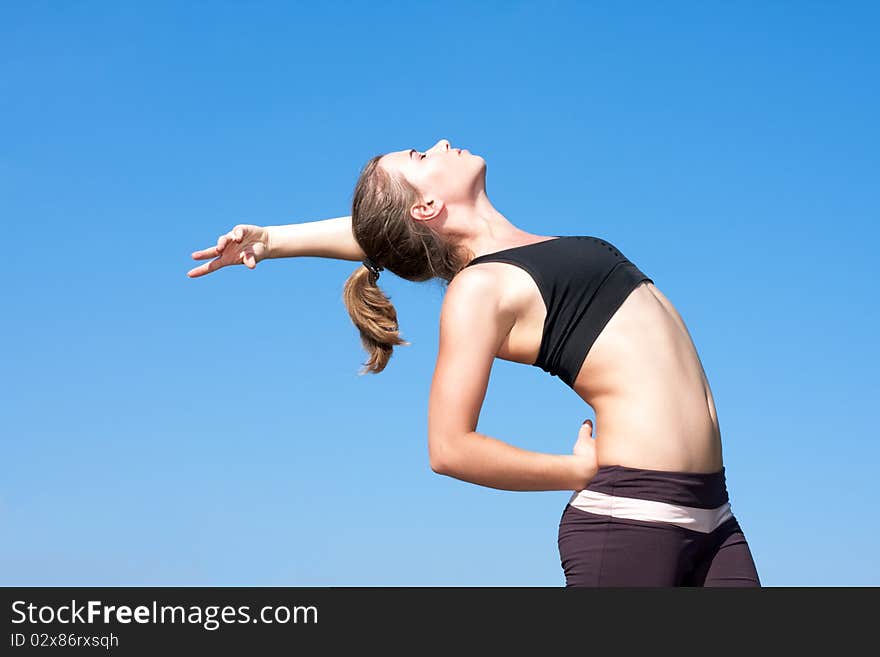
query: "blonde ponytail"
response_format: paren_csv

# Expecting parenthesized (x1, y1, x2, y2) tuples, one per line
(342, 264, 410, 375)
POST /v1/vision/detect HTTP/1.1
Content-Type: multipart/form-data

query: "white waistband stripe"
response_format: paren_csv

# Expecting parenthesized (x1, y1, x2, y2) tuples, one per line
(567, 489, 732, 533)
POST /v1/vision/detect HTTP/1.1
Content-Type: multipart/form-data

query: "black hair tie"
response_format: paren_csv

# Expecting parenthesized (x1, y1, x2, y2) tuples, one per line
(362, 257, 384, 278)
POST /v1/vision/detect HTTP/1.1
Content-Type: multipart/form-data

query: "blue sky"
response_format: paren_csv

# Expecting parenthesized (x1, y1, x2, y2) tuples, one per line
(2, 1, 877, 586)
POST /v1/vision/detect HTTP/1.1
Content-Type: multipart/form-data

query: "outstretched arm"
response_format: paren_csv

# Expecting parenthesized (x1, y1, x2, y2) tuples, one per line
(265, 215, 365, 261)
(188, 215, 365, 278)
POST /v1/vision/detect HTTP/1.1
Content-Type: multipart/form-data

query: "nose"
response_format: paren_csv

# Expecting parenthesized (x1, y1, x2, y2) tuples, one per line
(429, 139, 451, 153)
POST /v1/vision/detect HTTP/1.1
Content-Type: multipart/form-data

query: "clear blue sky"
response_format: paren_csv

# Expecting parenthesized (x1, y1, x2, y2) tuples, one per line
(2, 1, 877, 586)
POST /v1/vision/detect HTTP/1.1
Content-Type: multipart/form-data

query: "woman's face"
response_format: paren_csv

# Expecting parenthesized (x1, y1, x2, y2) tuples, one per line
(379, 139, 486, 215)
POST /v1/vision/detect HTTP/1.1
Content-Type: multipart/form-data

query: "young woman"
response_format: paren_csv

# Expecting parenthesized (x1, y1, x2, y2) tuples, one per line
(188, 139, 761, 587)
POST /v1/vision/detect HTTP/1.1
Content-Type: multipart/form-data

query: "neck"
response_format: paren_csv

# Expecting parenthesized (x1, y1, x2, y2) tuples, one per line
(444, 190, 546, 260)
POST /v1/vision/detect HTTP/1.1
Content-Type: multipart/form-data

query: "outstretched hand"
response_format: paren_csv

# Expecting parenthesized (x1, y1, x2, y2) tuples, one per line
(572, 419, 598, 492)
(187, 224, 271, 278)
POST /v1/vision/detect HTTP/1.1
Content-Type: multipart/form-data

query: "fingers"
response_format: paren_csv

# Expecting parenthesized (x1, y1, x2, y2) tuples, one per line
(188, 227, 251, 276)
(217, 228, 242, 252)
(186, 255, 226, 278)
(191, 245, 221, 260)
(191, 227, 244, 261)
(187, 252, 256, 278)
(231, 249, 257, 270)
(226, 227, 243, 247)
(579, 418, 594, 438)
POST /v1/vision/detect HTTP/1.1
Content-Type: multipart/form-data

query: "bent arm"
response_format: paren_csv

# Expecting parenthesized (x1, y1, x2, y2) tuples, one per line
(428, 269, 597, 492)
(432, 431, 596, 492)
(266, 215, 365, 261)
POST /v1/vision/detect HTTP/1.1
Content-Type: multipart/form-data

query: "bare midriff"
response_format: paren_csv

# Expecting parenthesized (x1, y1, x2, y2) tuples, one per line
(487, 261, 724, 475)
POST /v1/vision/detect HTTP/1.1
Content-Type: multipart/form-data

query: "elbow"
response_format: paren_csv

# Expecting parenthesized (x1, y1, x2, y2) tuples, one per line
(428, 438, 458, 476)
(430, 458, 449, 476)
(429, 451, 453, 476)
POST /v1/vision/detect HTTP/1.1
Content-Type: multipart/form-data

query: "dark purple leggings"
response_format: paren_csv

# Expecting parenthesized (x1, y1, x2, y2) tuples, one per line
(557, 465, 761, 587)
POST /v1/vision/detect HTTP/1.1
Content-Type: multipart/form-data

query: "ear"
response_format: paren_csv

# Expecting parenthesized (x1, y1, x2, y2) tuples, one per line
(410, 198, 445, 222)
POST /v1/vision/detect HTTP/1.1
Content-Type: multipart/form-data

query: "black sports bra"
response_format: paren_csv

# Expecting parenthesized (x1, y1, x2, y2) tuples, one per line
(463, 235, 654, 389)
